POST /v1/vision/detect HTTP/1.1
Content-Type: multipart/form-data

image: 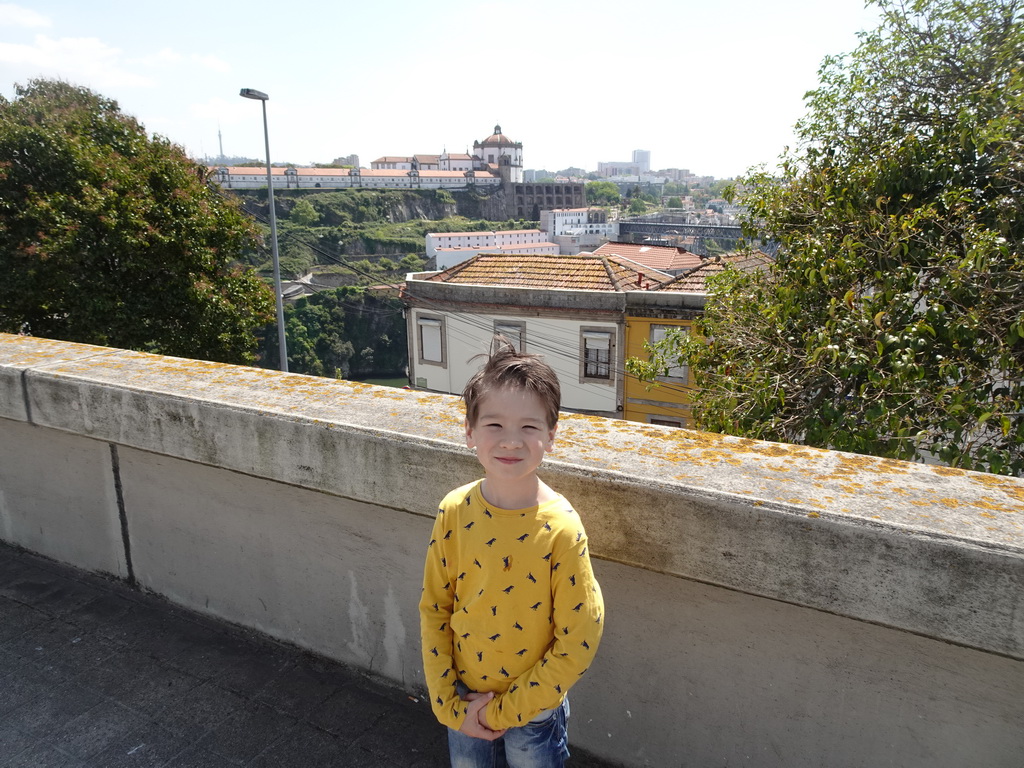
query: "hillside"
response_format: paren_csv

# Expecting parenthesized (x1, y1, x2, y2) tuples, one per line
(230, 188, 537, 278)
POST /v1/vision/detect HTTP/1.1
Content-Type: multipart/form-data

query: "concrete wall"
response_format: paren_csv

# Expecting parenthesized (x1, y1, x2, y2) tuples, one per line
(1, 333, 1022, 767)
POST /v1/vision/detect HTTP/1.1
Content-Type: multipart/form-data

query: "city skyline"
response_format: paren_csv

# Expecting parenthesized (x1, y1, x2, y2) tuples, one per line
(1, 0, 879, 179)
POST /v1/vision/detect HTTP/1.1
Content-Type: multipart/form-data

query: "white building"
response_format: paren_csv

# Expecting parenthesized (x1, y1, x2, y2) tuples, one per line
(211, 166, 501, 191)
(426, 230, 558, 269)
(540, 208, 619, 254)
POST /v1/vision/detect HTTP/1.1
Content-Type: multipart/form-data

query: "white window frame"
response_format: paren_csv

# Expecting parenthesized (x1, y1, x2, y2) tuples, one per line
(493, 321, 525, 352)
(417, 314, 447, 368)
(579, 327, 615, 385)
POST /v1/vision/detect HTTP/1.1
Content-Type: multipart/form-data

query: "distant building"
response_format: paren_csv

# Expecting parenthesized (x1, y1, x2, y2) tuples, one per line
(426, 230, 559, 269)
(210, 166, 501, 191)
(540, 208, 618, 254)
(473, 125, 524, 183)
(597, 149, 651, 178)
(509, 182, 586, 219)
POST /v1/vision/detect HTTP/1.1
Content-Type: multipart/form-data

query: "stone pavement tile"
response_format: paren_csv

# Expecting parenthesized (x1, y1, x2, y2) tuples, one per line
(195, 699, 298, 764)
(0, 658, 63, 718)
(0, 562, 50, 600)
(248, 722, 370, 768)
(63, 591, 137, 641)
(158, 627, 259, 683)
(68, 646, 163, 701)
(48, 699, 153, 761)
(88, 724, 189, 768)
(160, 744, 239, 768)
(1, 566, 107, 618)
(0, 546, 28, 578)
(153, 679, 244, 739)
(6, 617, 118, 676)
(208, 642, 296, 698)
(253, 654, 348, 719)
(111, 661, 203, 721)
(306, 680, 393, 738)
(0, 598, 49, 642)
(356, 696, 449, 766)
(114, 605, 232, 665)
(2, 680, 104, 740)
(0, 743, 87, 768)
(0, 719, 41, 766)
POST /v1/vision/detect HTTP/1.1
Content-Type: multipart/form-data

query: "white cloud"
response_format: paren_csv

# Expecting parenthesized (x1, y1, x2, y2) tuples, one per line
(0, 3, 50, 28)
(191, 53, 230, 74)
(0, 35, 153, 88)
(134, 47, 184, 66)
(128, 48, 229, 74)
(188, 96, 252, 125)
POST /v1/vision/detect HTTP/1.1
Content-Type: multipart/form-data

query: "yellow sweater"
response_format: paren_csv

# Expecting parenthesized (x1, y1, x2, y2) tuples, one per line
(420, 480, 604, 731)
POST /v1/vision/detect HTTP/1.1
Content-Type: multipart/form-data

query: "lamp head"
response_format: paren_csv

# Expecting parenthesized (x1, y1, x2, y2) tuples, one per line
(239, 88, 269, 101)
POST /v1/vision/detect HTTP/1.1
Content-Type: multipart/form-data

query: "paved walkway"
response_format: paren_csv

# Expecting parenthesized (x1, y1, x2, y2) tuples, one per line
(0, 543, 614, 767)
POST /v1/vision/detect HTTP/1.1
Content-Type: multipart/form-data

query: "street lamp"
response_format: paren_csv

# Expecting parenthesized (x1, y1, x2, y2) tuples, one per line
(239, 87, 288, 372)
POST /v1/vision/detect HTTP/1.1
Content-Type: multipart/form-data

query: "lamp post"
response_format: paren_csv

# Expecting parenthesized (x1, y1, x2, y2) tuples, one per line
(239, 87, 288, 372)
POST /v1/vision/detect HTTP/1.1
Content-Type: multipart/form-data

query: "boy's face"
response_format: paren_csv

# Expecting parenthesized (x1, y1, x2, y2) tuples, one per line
(465, 386, 557, 486)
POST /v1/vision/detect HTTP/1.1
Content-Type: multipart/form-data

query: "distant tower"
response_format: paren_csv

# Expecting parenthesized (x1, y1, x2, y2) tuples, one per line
(473, 125, 523, 183)
(632, 149, 651, 174)
(218, 127, 224, 161)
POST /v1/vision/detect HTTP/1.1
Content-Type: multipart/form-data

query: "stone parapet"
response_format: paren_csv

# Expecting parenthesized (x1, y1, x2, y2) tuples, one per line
(2, 333, 1022, 767)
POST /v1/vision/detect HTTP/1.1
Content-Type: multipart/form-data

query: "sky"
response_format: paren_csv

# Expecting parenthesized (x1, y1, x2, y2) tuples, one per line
(0, 0, 879, 179)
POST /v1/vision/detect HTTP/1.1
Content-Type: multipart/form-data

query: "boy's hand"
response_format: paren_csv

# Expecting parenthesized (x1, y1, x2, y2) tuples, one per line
(459, 691, 506, 740)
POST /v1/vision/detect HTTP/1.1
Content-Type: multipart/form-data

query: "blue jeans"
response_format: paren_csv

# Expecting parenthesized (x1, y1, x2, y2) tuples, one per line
(447, 697, 570, 768)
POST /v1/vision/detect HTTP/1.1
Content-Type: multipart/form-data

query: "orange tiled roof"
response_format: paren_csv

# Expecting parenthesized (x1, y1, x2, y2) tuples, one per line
(358, 169, 498, 178)
(591, 241, 701, 273)
(424, 253, 673, 292)
(660, 250, 773, 293)
(220, 166, 288, 175)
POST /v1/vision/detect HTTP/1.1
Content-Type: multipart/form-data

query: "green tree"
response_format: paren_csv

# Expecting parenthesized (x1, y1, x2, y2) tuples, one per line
(290, 198, 320, 227)
(628, 0, 1024, 475)
(0, 79, 273, 364)
(627, 198, 647, 215)
(584, 181, 620, 205)
(265, 287, 406, 377)
(666, 196, 683, 208)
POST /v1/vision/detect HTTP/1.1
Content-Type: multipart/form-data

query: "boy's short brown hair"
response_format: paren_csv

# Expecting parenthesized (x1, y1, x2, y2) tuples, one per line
(463, 338, 561, 428)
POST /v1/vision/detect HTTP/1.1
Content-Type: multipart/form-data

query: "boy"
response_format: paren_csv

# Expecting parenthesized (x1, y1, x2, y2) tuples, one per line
(420, 342, 604, 768)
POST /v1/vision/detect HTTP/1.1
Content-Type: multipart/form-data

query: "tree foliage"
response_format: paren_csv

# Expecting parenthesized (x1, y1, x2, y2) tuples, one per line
(0, 79, 274, 363)
(584, 181, 621, 205)
(261, 286, 407, 378)
(630, 0, 1024, 475)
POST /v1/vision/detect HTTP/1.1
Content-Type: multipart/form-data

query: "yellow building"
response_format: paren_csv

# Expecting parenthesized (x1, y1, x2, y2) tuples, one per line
(622, 250, 774, 428)
(623, 314, 698, 427)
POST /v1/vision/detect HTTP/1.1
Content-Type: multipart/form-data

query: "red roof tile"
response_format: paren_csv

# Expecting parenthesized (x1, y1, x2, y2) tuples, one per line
(591, 241, 701, 273)
(424, 253, 673, 292)
(660, 250, 773, 293)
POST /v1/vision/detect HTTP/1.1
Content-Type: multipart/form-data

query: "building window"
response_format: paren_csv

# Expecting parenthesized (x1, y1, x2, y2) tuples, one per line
(580, 328, 615, 384)
(494, 321, 525, 352)
(417, 315, 447, 368)
(650, 324, 688, 382)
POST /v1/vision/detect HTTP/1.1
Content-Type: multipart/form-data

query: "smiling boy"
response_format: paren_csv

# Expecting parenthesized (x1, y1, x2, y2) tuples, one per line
(420, 342, 604, 768)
